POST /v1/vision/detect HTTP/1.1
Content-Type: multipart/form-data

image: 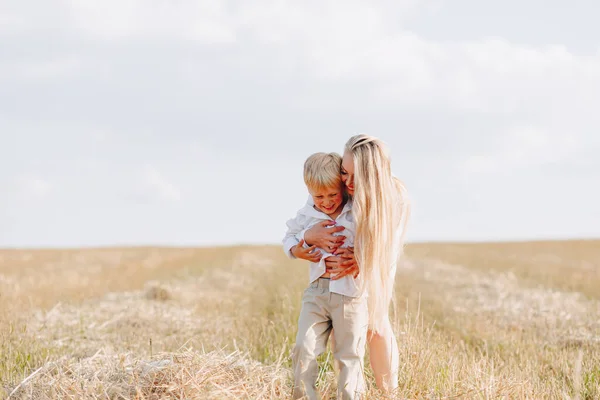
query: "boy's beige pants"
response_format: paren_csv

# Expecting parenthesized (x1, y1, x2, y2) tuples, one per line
(292, 278, 368, 400)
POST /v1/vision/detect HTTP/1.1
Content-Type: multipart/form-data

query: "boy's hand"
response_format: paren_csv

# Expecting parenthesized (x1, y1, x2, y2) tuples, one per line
(291, 239, 322, 262)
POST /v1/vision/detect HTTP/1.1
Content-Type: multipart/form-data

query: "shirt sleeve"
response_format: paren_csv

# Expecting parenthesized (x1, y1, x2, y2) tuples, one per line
(282, 211, 308, 259)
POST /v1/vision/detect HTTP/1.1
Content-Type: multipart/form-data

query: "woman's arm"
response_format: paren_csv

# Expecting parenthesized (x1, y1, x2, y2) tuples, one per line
(304, 221, 346, 252)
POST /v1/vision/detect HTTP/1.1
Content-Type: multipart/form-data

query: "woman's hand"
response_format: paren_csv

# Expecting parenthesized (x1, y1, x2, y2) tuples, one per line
(291, 239, 322, 262)
(326, 247, 359, 280)
(304, 221, 346, 253)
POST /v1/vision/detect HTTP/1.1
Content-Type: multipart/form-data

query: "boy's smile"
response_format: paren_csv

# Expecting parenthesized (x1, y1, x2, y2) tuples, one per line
(309, 185, 344, 218)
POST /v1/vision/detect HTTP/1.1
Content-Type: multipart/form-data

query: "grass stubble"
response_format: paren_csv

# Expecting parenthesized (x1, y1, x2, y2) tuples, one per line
(0, 241, 599, 399)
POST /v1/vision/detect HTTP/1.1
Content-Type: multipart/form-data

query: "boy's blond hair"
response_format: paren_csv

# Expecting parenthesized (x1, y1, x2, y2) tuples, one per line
(303, 152, 343, 191)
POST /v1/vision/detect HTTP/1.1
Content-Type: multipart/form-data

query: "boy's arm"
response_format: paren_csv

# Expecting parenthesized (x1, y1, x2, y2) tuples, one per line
(282, 212, 308, 259)
(290, 239, 322, 262)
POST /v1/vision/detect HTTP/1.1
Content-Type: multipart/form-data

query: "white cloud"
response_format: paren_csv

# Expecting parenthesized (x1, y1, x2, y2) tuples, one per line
(0, 1, 71, 34)
(504, 127, 578, 166)
(461, 125, 582, 177)
(321, 36, 600, 113)
(1, 1, 599, 246)
(143, 166, 182, 202)
(5, 1, 599, 115)
(64, 0, 236, 43)
(17, 57, 82, 79)
(0, 11, 27, 34)
(1, 0, 238, 42)
(209, 5, 600, 115)
(17, 176, 53, 197)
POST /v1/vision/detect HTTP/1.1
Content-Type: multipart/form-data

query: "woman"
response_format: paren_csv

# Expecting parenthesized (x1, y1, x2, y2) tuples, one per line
(303, 134, 410, 392)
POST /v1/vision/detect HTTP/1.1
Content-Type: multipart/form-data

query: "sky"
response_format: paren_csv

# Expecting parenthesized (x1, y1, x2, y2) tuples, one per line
(1, 0, 599, 248)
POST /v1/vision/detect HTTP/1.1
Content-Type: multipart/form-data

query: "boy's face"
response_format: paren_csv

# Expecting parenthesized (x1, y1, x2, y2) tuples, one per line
(309, 184, 344, 217)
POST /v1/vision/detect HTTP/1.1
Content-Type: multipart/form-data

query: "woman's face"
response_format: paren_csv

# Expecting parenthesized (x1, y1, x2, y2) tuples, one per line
(341, 151, 355, 195)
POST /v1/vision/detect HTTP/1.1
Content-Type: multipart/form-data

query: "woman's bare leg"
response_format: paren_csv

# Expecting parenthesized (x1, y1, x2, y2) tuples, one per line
(367, 317, 399, 392)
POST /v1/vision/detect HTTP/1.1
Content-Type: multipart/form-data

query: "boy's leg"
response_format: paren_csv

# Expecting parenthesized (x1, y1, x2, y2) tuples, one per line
(331, 294, 368, 400)
(329, 330, 341, 375)
(292, 284, 332, 400)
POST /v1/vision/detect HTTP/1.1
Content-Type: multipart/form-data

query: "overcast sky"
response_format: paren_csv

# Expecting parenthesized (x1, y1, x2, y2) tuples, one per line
(1, 0, 599, 248)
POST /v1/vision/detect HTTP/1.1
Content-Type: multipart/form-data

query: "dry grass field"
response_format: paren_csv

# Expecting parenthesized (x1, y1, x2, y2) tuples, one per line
(1, 241, 599, 399)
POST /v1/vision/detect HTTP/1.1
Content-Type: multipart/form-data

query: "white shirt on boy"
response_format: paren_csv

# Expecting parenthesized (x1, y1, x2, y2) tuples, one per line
(282, 196, 362, 298)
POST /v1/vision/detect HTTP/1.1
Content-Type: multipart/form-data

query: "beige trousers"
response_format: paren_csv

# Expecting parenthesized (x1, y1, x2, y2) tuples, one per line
(292, 278, 368, 400)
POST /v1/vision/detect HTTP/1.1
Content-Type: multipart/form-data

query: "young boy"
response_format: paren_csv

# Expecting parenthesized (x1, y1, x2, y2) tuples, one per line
(283, 152, 368, 400)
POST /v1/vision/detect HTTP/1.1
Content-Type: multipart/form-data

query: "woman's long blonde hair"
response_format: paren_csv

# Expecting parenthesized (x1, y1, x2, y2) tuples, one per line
(345, 134, 410, 333)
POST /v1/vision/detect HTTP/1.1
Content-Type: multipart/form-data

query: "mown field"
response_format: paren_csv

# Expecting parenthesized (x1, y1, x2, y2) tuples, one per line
(1, 241, 599, 399)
